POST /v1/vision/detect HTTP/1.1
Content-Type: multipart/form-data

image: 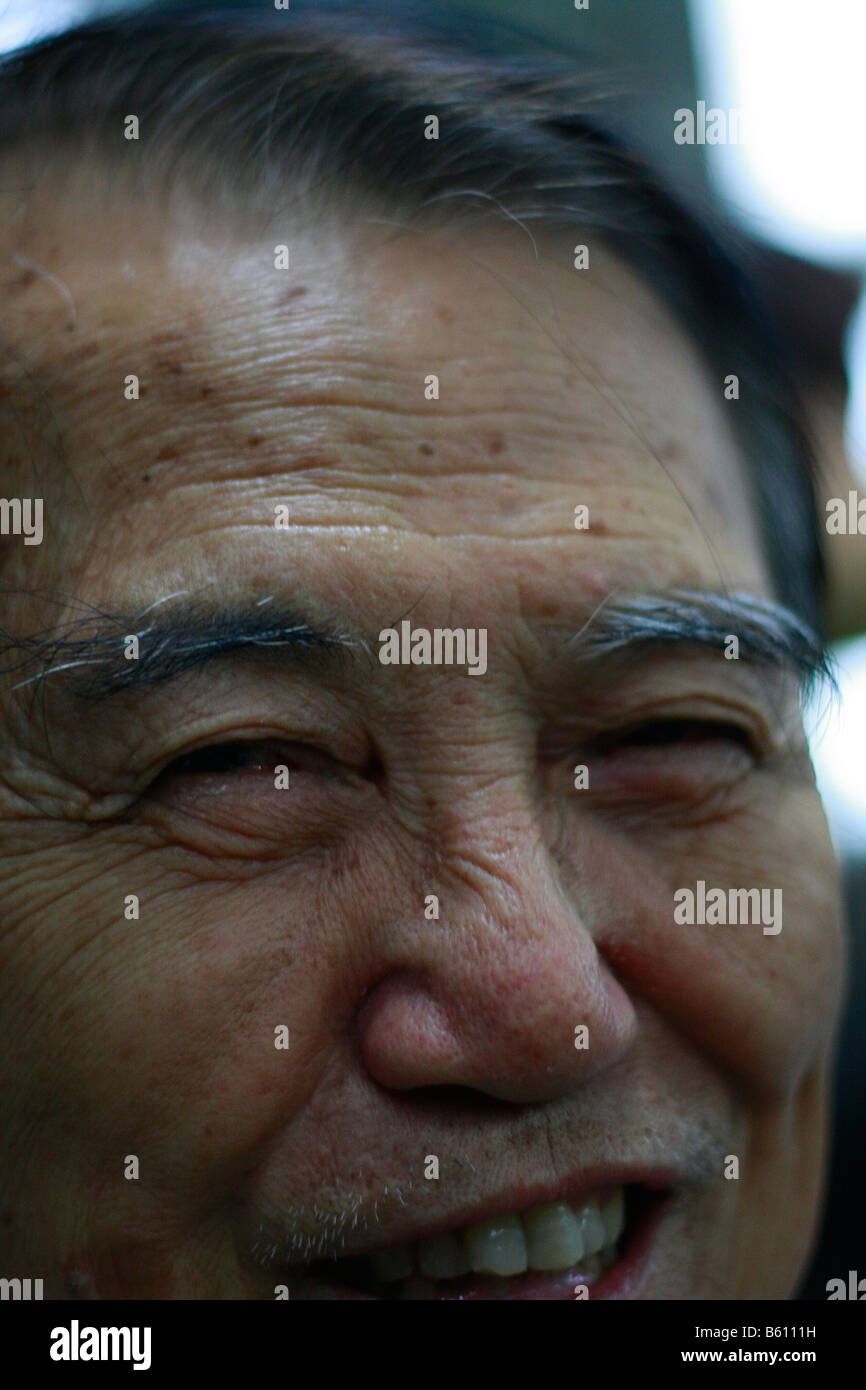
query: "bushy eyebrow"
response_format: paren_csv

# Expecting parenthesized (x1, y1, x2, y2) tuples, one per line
(0, 594, 362, 703)
(0, 586, 832, 705)
(569, 589, 833, 699)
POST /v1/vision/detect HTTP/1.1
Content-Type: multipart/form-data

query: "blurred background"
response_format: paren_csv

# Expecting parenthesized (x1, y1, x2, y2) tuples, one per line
(1, 0, 862, 1298)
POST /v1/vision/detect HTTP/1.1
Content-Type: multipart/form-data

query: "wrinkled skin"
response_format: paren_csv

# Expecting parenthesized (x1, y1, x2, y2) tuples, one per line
(0, 177, 844, 1298)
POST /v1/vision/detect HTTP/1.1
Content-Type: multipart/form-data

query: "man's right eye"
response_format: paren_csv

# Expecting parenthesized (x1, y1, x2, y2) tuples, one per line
(168, 741, 282, 776)
(156, 738, 342, 784)
(128, 730, 380, 846)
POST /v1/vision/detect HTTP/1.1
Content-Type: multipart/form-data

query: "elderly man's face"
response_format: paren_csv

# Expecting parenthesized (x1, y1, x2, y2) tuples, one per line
(0, 185, 843, 1299)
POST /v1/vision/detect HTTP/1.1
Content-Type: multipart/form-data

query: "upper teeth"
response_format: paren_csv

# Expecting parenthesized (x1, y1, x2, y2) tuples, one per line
(370, 1186, 625, 1282)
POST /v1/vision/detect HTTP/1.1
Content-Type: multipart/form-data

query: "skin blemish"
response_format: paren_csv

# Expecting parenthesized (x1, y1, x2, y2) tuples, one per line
(488, 434, 506, 454)
(150, 326, 205, 376)
(7, 268, 36, 292)
(278, 285, 309, 306)
(246, 433, 265, 448)
(156, 444, 178, 461)
(418, 441, 435, 456)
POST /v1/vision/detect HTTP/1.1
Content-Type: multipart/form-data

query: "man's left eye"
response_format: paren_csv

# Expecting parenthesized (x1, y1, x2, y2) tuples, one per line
(578, 715, 760, 804)
(611, 717, 755, 754)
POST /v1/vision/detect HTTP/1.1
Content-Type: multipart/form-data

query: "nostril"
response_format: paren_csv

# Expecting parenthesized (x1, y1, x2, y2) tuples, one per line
(408, 1083, 534, 1121)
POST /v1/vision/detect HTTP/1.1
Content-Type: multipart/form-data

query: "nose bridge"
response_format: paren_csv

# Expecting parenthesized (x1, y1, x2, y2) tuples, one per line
(404, 732, 587, 987)
(434, 764, 544, 891)
(390, 686, 543, 876)
(432, 777, 587, 1001)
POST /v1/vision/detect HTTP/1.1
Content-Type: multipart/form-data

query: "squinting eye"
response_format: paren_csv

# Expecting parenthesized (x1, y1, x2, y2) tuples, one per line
(158, 738, 340, 782)
(582, 715, 758, 805)
(612, 718, 755, 753)
(169, 742, 278, 776)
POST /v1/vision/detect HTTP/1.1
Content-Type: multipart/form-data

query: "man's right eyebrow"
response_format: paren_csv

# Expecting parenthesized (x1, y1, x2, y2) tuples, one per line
(1, 596, 364, 702)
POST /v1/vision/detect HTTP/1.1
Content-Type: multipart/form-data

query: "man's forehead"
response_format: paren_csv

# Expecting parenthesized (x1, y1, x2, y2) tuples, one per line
(0, 197, 769, 606)
(3, 202, 721, 444)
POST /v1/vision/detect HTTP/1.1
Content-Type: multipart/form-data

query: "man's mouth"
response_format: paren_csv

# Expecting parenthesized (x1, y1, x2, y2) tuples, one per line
(295, 1182, 667, 1299)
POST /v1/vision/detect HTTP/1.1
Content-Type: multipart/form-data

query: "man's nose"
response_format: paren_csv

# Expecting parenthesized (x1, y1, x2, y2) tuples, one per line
(356, 787, 638, 1104)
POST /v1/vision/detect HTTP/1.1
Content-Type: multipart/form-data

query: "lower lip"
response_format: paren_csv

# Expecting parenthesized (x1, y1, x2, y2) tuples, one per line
(294, 1192, 670, 1301)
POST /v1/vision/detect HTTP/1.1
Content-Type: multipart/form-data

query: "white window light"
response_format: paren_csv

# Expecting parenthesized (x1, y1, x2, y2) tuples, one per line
(688, 0, 866, 265)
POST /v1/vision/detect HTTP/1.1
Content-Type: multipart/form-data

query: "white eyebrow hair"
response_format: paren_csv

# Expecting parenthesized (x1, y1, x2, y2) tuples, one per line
(568, 588, 832, 695)
(1, 588, 831, 708)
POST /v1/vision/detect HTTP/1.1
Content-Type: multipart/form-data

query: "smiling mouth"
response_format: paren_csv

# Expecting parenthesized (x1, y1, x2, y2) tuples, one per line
(295, 1184, 666, 1300)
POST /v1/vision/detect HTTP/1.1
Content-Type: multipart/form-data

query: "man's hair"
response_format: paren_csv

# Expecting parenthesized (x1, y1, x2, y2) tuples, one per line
(0, 0, 824, 633)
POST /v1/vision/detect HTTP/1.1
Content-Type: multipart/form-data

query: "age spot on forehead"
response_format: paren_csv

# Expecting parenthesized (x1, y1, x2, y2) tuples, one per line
(7, 267, 36, 292)
(277, 285, 309, 307)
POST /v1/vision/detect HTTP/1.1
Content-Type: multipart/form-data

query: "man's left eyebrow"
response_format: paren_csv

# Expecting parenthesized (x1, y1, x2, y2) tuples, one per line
(4, 598, 363, 700)
(565, 589, 832, 695)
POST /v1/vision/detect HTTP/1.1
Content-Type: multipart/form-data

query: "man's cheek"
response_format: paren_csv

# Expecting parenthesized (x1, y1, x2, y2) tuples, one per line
(1, 841, 326, 1160)
(579, 791, 842, 1097)
(109, 898, 335, 1161)
(667, 788, 845, 1066)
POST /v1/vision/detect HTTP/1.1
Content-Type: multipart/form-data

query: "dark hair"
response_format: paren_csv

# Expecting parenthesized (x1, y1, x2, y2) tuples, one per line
(0, 0, 824, 633)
